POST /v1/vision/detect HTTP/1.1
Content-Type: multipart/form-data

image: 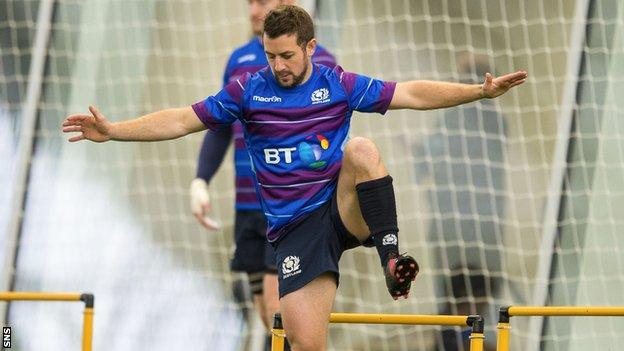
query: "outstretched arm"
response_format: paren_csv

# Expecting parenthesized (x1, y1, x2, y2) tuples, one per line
(62, 105, 205, 142)
(388, 71, 527, 110)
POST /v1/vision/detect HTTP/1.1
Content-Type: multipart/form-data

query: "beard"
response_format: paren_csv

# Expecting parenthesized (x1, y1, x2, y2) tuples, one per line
(275, 60, 309, 89)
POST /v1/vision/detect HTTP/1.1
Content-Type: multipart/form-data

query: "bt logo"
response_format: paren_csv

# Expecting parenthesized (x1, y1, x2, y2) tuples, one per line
(264, 147, 296, 164)
(263, 134, 330, 169)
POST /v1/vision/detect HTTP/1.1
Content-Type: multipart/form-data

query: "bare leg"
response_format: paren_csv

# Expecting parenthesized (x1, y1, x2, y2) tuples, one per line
(337, 137, 388, 241)
(280, 273, 337, 351)
(262, 273, 280, 329)
(337, 137, 418, 299)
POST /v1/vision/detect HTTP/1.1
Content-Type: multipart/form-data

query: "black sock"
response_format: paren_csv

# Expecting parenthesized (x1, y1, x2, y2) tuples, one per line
(356, 175, 399, 267)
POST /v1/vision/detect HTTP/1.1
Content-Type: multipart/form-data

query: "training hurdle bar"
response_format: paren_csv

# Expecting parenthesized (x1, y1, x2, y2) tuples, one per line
(272, 312, 485, 351)
(497, 306, 624, 351)
(0, 292, 94, 351)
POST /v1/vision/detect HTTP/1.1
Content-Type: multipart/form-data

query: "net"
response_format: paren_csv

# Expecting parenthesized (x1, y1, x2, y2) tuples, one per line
(1, 0, 623, 350)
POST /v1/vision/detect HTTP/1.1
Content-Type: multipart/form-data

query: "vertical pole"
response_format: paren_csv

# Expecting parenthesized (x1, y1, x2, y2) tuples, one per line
(529, 0, 591, 349)
(467, 315, 485, 351)
(80, 294, 94, 351)
(1, 0, 56, 324)
(497, 307, 511, 351)
(469, 332, 485, 351)
(271, 313, 285, 351)
(82, 307, 94, 351)
(496, 322, 511, 351)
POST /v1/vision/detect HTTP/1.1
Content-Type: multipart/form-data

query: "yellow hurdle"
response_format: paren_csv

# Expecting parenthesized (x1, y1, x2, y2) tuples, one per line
(496, 306, 624, 351)
(272, 312, 485, 351)
(0, 291, 94, 351)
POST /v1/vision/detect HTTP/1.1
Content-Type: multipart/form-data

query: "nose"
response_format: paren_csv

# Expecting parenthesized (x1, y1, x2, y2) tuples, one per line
(274, 58, 286, 71)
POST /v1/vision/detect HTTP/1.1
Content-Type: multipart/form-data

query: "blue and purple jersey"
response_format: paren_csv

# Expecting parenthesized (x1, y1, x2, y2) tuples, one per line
(193, 64, 396, 241)
(196, 37, 336, 211)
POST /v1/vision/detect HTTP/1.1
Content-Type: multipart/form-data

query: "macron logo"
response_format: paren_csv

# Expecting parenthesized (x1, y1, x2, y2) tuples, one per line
(253, 95, 282, 103)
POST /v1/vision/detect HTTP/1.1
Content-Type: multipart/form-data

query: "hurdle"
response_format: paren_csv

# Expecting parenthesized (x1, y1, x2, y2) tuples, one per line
(0, 292, 94, 351)
(272, 312, 485, 351)
(497, 306, 624, 351)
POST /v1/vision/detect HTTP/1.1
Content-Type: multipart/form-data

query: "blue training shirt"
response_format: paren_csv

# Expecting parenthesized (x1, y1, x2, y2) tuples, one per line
(196, 37, 336, 211)
(192, 64, 396, 241)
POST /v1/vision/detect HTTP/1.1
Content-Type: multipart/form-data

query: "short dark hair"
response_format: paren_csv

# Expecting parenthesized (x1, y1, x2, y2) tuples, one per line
(263, 5, 315, 47)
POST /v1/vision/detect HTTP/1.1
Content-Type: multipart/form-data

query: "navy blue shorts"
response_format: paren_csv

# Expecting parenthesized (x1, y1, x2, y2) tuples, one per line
(230, 210, 276, 275)
(271, 193, 365, 298)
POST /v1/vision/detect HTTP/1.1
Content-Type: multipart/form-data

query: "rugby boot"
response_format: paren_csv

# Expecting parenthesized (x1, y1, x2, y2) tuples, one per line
(385, 253, 419, 300)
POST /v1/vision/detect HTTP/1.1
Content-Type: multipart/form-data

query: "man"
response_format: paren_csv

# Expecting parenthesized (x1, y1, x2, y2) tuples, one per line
(189, 0, 336, 343)
(62, 5, 527, 350)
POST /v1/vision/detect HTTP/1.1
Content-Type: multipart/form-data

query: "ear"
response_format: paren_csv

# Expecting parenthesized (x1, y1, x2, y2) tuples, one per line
(306, 38, 317, 57)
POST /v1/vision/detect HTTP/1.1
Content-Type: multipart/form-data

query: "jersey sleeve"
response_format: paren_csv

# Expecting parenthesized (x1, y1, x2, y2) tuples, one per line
(336, 66, 397, 115)
(192, 74, 249, 131)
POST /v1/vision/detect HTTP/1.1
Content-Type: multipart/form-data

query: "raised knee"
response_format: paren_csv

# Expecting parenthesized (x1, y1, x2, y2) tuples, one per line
(344, 137, 380, 164)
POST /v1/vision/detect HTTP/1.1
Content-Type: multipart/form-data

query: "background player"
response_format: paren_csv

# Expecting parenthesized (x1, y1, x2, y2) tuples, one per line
(62, 5, 526, 350)
(189, 0, 335, 346)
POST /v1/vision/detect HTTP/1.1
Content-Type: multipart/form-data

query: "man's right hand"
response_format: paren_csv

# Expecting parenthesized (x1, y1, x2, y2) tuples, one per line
(62, 105, 112, 142)
(190, 178, 221, 231)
